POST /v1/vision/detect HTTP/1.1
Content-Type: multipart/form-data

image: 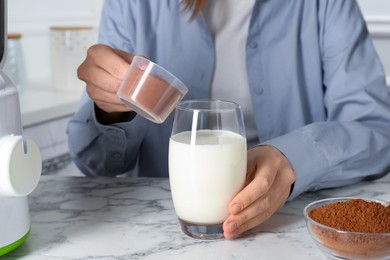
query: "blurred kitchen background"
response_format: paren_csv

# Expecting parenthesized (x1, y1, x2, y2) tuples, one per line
(5, 0, 390, 176)
(7, 0, 104, 176)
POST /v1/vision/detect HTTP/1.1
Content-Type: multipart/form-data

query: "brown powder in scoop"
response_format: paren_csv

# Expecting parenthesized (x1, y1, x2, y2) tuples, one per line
(119, 67, 184, 123)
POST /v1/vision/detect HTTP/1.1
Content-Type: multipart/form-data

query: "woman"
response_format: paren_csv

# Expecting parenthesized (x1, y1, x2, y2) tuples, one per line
(68, 0, 390, 239)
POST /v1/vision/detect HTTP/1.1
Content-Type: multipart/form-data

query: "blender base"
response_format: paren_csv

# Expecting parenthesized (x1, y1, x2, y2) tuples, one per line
(0, 229, 30, 256)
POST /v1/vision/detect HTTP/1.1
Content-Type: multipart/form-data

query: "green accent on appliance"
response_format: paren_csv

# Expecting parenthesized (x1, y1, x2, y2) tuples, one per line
(0, 229, 30, 256)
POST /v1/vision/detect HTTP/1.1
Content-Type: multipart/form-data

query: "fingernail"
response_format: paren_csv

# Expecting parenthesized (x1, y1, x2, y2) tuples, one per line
(227, 221, 237, 232)
(224, 232, 235, 239)
(230, 203, 242, 214)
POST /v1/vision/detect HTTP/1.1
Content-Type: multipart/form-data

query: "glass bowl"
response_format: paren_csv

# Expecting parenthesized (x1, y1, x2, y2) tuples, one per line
(303, 197, 390, 260)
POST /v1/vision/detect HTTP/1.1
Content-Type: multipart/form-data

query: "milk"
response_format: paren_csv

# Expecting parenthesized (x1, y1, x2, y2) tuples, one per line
(169, 130, 247, 224)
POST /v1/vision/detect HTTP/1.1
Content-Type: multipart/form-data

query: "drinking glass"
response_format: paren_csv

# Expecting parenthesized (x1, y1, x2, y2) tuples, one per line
(169, 99, 247, 240)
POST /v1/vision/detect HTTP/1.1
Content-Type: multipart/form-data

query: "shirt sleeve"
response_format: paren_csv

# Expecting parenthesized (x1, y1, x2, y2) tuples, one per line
(66, 0, 147, 176)
(264, 0, 390, 199)
(66, 97, 148, 176)
(98, 0, 135, 52)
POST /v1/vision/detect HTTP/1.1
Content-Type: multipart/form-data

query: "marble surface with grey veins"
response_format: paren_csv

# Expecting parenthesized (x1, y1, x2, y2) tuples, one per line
(5, 172, 390, 260)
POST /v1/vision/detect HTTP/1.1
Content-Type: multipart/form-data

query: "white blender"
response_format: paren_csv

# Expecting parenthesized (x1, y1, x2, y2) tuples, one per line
(0, 0, 42, 256)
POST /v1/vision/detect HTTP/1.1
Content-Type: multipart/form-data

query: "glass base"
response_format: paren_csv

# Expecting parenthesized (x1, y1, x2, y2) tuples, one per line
(179, 218, 225, 240)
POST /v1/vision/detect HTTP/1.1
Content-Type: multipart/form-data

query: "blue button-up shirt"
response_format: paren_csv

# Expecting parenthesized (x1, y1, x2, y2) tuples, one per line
(67, 0, 390, 199)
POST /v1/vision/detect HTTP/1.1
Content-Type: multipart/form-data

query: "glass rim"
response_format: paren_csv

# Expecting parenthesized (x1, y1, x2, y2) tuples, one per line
(176, 99, 242, 112)
(132, 55, 188, 93)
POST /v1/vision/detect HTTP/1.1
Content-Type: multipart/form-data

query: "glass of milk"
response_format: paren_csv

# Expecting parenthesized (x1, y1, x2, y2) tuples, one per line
(169, 99, 247, 240)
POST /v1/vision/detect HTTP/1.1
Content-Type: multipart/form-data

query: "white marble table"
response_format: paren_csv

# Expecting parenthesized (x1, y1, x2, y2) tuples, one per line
(5, 173, 390, 260)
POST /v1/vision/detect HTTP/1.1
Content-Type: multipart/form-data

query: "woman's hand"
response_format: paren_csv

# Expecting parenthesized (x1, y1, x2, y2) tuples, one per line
(223, 145, 296, 239)
(77, 44, 135, 124)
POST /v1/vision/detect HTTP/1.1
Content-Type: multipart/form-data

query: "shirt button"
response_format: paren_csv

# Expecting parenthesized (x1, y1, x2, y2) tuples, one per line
(255, 88, 264, 95)
(250, 41, 258, 48)
(111, 152, 122, 161)
(106, 128, 115, 133)
(106, 128, 117, 136)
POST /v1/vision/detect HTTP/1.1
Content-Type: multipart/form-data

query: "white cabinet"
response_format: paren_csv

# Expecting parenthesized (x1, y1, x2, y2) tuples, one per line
(20, 90, 83, 176)
(7, 0, 104, 89)
(357, 0, 390, 87)
(24, 116, 70, 161)
(7, 0, 103, 176)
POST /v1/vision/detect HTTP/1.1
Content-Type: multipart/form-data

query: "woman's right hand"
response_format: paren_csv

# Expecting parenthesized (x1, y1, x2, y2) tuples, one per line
(77, 44, 135, 124)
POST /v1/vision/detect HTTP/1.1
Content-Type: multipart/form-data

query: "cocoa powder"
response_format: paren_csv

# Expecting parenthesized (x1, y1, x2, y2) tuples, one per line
(307, 198, 390, 259)
(119, 66, 184, 123)
(309, 199, 390, 233)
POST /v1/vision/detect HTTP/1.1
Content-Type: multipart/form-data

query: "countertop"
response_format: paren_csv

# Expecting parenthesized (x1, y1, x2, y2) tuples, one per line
(5, 173, 390, 259)
(20, 89, 81, 127)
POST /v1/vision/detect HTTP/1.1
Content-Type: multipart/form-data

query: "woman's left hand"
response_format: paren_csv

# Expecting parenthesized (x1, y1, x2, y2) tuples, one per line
(223, 145, 296, 239)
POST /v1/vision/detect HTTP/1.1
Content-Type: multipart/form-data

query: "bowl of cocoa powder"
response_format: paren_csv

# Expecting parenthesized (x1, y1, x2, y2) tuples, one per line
(303, 197, 390, 260)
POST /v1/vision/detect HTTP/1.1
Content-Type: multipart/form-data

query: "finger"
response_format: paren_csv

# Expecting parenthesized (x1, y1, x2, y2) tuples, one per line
(224, 164, 295, 238)
(87, 44, 132, 80)
(224, 169, 291, 238)
(228, 146, 293, 215)
(113, 48, 135, 64)
(82, 65, 123, 94)
(224, 190, 289, 239)
(228, 158, 278, 215)
(88, 87, 128, 112)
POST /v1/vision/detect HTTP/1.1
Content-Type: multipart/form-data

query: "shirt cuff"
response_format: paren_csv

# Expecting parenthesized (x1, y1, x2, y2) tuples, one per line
(262, 130, 330, 200)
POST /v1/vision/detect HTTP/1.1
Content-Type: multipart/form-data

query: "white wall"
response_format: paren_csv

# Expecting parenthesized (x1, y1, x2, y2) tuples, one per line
(6, 0, 390, 88)
(7, 0, 104, 89)
(357, 0, 390, 86)
(357, 0, 390, 21)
